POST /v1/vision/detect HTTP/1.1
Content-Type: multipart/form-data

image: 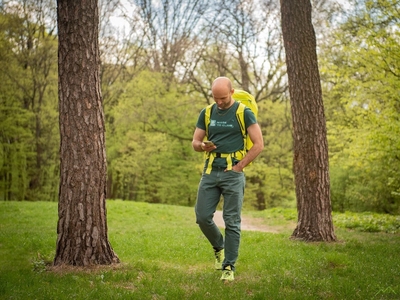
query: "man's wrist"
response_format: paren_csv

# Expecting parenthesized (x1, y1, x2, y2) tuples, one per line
(236, 161, 246, 170)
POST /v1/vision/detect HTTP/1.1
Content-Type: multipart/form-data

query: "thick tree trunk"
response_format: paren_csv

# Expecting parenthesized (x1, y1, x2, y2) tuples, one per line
(54, 0, 119, 266)
(280, 0, 336, 242)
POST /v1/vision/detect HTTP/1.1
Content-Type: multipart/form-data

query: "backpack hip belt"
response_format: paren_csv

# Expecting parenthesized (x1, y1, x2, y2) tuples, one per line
(204, 150, 245, 174)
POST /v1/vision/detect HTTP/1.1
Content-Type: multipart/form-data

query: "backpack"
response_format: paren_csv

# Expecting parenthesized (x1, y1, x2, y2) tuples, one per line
(204, 89, 258, 153)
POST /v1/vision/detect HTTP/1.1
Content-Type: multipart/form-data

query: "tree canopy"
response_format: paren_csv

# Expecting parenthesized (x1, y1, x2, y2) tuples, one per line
(0, 0, 399, 214)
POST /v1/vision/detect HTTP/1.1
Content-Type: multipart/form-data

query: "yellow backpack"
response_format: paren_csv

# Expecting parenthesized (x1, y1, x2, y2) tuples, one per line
(204, 89, 258, 153)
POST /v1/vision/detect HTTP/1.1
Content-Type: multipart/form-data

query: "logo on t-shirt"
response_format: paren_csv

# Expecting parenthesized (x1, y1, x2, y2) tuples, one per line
(210, 120, 234, 128)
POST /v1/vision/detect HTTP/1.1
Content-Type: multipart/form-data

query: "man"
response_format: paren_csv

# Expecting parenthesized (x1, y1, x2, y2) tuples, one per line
(192, 77, 264, 281)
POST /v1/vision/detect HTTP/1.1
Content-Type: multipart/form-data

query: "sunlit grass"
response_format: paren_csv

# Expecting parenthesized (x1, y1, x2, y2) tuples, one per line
(0, 201, 399, 299)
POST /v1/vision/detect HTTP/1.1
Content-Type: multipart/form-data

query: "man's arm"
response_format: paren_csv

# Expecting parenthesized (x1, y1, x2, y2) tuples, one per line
(192, 127, 217, 152)
(233, 123, 264, 172)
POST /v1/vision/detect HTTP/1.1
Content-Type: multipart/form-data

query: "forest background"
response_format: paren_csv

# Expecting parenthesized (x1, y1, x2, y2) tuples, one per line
(0, 0, 399, 215)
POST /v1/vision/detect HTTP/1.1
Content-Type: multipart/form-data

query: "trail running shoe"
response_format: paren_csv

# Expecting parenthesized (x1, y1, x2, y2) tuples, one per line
(214, 249, 224, 270)
(220, 265, 234, 281)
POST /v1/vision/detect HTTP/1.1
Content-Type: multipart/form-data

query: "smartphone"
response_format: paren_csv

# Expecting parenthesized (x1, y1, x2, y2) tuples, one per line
(204, 141, 214, 146)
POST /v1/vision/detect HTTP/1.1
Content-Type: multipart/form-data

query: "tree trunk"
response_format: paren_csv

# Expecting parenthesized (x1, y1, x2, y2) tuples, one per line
(280, 0, 336, 242)
(54, 0, 119, 266)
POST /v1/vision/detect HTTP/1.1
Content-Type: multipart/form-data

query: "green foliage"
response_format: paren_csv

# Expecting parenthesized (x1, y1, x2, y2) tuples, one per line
(0, 105, 35, 200)
(106, 71, 202, 205)
(250, 207, 400, 234)
(333, 211, 400, 234)
(1, 201, 399, 300)
(1, 0, 399, 215)
(320, 0, 400, 214)
(244, 99, 295, 210)
(0, 8, 59, 201)
(1, 2, 294, 208)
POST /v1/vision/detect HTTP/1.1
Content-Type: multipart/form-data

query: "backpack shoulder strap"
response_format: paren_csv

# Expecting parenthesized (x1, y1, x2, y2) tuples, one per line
(204, 103, 215, 138)
(235, 102, 246, 138)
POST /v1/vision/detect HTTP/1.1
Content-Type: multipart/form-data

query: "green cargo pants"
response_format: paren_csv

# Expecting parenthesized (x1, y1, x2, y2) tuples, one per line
(195, 166, 245, 271)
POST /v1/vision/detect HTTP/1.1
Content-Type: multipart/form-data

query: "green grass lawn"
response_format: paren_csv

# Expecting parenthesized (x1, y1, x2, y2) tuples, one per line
(0, 201, 399, 300)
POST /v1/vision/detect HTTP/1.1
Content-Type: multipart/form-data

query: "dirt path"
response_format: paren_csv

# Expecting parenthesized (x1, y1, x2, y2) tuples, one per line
(213, 210, 280, 233)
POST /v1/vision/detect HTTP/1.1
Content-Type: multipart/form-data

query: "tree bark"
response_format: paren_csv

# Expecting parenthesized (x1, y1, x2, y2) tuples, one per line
(54, 0, 120, 265)
(280, 0, 336, 242)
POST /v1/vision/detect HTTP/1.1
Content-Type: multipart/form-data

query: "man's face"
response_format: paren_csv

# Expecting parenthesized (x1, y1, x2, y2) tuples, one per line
(212, 89, 233, 110)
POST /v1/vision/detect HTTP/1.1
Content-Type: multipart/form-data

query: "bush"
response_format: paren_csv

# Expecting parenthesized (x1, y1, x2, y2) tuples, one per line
(333, 211, 400, 234)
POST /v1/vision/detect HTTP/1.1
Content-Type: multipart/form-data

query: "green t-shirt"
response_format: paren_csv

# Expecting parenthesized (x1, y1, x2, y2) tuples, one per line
(196, 102, 257, 168)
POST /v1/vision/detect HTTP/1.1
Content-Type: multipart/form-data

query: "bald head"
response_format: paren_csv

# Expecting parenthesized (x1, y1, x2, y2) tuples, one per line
(212, 77, 232, 94)
(211, 77, 234, 109)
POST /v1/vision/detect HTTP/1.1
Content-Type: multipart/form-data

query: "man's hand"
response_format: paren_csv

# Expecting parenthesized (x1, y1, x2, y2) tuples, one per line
(229, 164, 244, 173)
(201, 141, 217, 152)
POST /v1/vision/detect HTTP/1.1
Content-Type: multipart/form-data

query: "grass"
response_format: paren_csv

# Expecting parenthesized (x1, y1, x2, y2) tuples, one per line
(0, 201, 399, 300)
